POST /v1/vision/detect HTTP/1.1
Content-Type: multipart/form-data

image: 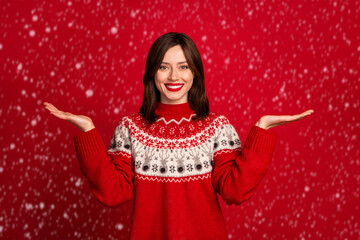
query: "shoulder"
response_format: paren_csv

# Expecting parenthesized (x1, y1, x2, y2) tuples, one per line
(116, 112, 146, 129)
(207, 112, 232, 127)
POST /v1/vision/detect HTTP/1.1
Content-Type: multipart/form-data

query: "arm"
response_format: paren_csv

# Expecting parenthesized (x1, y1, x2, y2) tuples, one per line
(212, 123, 277, 205)
(74, 125, 134, 207)
(212, 109, 314, 205)
(44, 102, 134, 207)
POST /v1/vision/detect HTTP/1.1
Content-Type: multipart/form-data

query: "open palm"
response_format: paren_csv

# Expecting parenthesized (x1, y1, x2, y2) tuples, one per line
(44, 102, 95, 132)
(255, 110, 314, 130)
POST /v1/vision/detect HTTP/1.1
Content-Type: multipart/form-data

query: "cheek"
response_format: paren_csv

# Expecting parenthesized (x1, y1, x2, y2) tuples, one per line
(154, 73, 162, 86)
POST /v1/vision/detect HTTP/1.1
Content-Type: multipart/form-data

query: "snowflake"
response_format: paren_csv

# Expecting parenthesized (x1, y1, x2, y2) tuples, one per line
(186, 164, 193, 172)
(169, 165, 175, 173)
(135, 161, 142, 169)
(235, 139, 241, 145)
(152, 164, 158, 172)
(116, 140, 122, 148)
(221, 140, 227, 146)
(203, 161, 209, 168)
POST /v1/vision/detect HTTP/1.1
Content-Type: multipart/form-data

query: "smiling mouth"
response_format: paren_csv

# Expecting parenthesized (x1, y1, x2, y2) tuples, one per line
(165, 84, 184, 92)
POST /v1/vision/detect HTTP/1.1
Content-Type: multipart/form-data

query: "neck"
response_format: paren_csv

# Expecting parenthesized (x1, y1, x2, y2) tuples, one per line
(155, 102, 195, 119)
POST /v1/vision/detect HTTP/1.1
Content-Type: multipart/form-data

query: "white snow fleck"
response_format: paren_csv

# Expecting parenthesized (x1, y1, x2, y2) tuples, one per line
(32, 15, 38, 22)
(115, 223, 124, 230)
(39, 202, 45, 209)
(335, 193, 340, 198)
(75, 63, 82, 69)
(25, 203, 33, 210)
(304, 186, 310, 192)
(75, 178, 81, 187)
(17, 63, 23, 71)
(85, 89, 93, 98)
(50, 71, 55, 77)
(63, 212, 69, 219)
(202, 36, 207, 41)
(67, 1, 72, 7)
(45, 27, 51, 33)
(111, 27, 118, 34)
(10, 143, 15, 150)
(0, 167, 3, 173)
(0, 225, 3, 233)
(0, 43, 3, 50)
(130, 9, 139, 18)
(31, 119, 37, 126)
(29, 30, 36, 37)
(328, 104, 333, 111)
(224, 57, 230, 64)
(114, 108, 119, 114)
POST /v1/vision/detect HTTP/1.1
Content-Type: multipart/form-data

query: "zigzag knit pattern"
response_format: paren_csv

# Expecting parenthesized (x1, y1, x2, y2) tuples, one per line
(135, 172, 212, 183)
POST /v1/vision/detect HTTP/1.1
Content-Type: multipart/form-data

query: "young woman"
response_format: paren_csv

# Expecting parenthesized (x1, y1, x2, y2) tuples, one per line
(44, 32, 313, 240)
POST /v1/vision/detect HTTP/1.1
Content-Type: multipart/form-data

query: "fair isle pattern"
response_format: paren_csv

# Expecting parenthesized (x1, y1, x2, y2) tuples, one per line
(108, 113, 242, 179)
(135, 172, 212, 183)
(156, 114, 197, 125)
(118, 114, 233, 150)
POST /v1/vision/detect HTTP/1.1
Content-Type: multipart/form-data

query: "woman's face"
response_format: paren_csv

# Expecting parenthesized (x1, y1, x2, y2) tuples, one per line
(154, 45, 194, 105)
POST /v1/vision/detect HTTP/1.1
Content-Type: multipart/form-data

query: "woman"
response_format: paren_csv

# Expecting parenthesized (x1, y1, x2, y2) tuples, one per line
(44, 32, 313, 240)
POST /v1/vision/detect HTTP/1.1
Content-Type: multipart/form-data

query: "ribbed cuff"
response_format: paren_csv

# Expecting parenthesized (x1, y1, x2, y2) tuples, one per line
(73, 128, 106, 160)
(243, 126, 277, 154)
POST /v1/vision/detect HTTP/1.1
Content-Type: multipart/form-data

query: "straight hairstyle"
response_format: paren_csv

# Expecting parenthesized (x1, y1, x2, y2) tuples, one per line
(140, 32, 209, 123)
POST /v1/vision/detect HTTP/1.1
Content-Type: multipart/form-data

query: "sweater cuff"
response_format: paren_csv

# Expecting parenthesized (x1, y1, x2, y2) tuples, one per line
(243, 126, 277, 154)
(74, 128, 106, 160)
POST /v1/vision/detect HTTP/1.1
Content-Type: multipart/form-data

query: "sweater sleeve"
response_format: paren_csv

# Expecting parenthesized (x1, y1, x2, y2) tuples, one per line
(211, 118, 277, 205)
(74, 118, 134, 207)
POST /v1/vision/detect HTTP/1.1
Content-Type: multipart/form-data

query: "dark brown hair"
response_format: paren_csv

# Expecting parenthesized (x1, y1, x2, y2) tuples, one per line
(140, 32, 209, 123)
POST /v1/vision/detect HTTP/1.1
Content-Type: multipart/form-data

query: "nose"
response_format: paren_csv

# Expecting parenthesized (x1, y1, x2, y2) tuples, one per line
(169, 69, 179, 81)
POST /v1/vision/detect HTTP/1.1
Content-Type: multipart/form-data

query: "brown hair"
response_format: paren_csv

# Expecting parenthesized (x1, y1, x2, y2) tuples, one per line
(140, 32, 209, 123)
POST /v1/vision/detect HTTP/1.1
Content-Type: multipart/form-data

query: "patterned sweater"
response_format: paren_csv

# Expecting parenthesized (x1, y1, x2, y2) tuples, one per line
(74, 102, 277, 240)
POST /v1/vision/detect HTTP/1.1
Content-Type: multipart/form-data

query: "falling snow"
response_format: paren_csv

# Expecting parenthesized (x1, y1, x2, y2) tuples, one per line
(1, 0, 359, 239)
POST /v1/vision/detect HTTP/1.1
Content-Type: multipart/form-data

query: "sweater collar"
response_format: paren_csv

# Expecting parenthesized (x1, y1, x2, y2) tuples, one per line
(155, 102, 195, 118)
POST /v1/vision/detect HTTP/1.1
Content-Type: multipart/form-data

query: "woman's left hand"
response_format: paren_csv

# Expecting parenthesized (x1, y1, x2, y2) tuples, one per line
(255, 109, 314, 130)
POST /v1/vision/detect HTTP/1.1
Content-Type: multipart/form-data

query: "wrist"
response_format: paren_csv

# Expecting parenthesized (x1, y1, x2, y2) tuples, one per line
(81, 122, 95, 132)
(255, 120, 268, 130)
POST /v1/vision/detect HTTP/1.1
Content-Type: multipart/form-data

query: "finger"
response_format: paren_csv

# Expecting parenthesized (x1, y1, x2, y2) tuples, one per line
(303, 109, 314, 116)
(44, 102, 60, 112)
(284, 110, 314, 121)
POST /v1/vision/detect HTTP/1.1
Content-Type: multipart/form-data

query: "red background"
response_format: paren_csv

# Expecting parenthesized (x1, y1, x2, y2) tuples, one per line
(1, 0, 359, 239)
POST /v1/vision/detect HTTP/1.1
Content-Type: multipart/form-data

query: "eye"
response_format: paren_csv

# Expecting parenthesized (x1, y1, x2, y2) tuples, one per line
(180, 65, 189, 70)
(159, 66, 167, 70)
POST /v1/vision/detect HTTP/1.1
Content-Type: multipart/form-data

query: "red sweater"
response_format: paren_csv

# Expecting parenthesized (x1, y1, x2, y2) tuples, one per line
(74, 102, 277, 240)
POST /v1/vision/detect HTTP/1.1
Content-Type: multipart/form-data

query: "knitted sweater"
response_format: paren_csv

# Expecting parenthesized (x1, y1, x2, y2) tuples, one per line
(74, 102, 277, 240)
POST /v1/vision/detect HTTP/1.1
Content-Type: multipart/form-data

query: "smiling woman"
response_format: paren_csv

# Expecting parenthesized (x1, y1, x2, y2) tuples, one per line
(44, 32, 313, 240)
(140, 32, 209, 124)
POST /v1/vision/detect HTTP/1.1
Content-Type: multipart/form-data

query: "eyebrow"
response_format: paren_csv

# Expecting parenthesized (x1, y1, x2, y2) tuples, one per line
(161, 61, 188, 65)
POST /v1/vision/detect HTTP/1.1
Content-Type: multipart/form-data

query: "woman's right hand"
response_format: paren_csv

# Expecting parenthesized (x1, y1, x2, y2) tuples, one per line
(44, 102, 95, 132)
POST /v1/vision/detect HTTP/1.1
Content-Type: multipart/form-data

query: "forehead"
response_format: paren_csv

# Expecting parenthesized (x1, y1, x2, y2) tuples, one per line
(162, 45, 186, 62)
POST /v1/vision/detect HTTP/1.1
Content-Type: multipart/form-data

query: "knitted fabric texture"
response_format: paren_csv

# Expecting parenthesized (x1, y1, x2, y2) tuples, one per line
(74, 102, 277, 240)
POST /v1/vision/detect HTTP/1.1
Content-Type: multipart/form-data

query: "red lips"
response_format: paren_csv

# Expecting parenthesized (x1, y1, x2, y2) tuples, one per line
(165, 83, 184, 92)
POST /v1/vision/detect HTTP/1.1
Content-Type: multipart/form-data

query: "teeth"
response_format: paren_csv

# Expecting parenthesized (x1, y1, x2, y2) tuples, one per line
(166, 85, 183, 89)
